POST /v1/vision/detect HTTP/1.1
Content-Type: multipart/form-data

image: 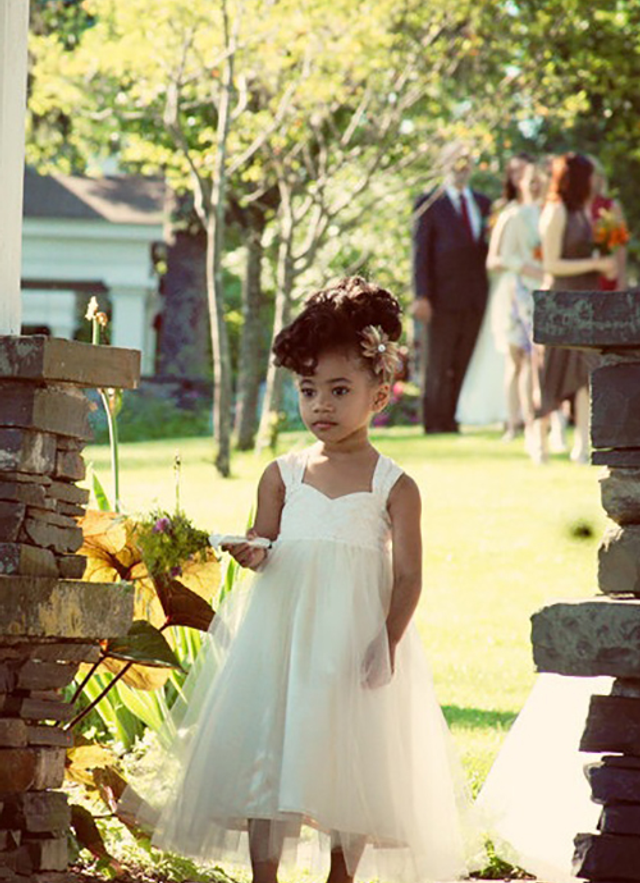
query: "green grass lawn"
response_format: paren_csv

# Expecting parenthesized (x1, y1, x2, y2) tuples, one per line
(84, 425, 606, 796)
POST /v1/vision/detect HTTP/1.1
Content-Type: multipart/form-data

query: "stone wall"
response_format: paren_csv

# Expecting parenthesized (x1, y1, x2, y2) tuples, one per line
(532, 290, 640, 882)
(0, 336, 137, 881)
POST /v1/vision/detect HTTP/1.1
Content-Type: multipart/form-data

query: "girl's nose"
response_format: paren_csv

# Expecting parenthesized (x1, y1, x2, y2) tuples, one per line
(313, 393, 332, 412)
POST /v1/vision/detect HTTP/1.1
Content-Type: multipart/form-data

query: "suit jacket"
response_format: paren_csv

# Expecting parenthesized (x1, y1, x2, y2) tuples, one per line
(412, 188, 492, 312)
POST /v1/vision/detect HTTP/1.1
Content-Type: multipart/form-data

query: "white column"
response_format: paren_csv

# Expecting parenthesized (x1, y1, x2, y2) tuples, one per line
(110, 286, 149, 370)
(0, 1, 29, 335)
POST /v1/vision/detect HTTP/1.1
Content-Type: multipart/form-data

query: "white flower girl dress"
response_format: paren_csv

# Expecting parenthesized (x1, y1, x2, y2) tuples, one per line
(132, 448, 482, 881)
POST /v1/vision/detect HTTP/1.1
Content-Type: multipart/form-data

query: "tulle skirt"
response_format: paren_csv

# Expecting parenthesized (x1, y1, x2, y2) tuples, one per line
(123, 539, 484, 882)
(477, 673, 612, 883)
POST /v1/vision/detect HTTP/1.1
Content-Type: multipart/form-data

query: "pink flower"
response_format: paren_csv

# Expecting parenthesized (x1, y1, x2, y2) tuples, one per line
(152, 516, 172, 534)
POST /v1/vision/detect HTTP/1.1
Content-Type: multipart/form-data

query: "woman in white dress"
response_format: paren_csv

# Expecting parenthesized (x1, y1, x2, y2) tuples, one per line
(495, 161, 546, 459)
(457, 154, 531, 430)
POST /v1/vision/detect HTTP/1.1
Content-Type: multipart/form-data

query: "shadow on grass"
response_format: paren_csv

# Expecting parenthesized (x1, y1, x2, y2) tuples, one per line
(441, 705, 517, 732)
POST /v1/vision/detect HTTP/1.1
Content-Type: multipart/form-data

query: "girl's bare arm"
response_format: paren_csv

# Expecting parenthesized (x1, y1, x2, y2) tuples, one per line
(223, 461, 285, 570)
(386, 473, 423, 659)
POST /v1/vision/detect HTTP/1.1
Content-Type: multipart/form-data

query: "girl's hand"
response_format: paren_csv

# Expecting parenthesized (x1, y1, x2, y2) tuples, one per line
(222, 530, 269, 571)
(362, 629, 394, 689)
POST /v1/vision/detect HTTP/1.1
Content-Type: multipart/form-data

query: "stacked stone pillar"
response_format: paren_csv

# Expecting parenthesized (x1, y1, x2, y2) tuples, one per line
(531, 289, 640, 882)
(0, 336, 137, 882)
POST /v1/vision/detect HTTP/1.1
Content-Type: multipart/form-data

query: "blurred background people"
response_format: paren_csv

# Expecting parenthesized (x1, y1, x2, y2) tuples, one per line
(412, 142, 491, 433)
(497, 159, 546, 459)
(535, 153, 617, 464)
(588, 155, 628, 291)
(456, 154, 531, 429)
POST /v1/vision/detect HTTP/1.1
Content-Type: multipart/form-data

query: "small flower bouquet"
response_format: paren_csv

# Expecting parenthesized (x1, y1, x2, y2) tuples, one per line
(594, 209, 630, 255)
(132, 508, 212, 580)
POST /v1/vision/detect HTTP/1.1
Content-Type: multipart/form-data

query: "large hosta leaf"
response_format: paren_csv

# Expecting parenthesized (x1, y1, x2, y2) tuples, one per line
(70, 804, 123, 873)
(101, 656, 171, 691)
(153, 574, 215, 631)
(77, 510, 137, 583)
(105, 621, 183, 670)
(179, 552, 221, 603)
(66, 743, 119, 788)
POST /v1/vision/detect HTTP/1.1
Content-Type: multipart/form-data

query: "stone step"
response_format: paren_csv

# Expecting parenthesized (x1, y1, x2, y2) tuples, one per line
(0, 544, 57, 578)
(600, 468, 640, 526)
(0, 335, 140, 389)
(0, 577, 134, 639)
(0, 792, 69, 835)
(0, 748, 66, 792)
(532, 288, 640, 349)
(581, 695, 640, 754)
(587, 761, 640, 804)
(573, 831, 640, 881)
(531, 598, 640, 677)
(0, 430, 56, 476)
(592, 364, 640, 450)
(0, 384, 91, 440)
(599, 525, 640, 595)
(599, 804, 640, 835)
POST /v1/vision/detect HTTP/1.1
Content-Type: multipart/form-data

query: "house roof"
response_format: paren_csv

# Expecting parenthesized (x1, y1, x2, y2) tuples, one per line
(23, 167, 166, 225)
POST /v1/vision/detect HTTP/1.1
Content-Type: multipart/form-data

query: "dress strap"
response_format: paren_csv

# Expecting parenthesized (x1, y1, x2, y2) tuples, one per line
(275, 448, 307, 492)
(372, 454, 404, 501)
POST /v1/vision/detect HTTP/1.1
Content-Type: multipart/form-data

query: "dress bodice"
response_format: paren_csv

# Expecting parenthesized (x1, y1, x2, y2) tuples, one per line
(550, 209, 599, 291)
(275, 448, 403, 551)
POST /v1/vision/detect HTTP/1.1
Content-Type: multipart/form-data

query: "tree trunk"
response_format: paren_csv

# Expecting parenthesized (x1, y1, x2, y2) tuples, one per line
(256, 219, 295, 452)
(234, 212, 266, 450)
(157, 208, 210, 380)
(207, 213, 233, 476)
(207, 2, 234, 477)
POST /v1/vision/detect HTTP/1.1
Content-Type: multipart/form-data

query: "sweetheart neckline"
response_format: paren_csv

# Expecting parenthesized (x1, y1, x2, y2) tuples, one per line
(300, 482, 376, 502)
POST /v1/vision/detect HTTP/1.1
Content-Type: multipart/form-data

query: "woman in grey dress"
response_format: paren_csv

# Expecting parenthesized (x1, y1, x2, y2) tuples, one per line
(536, 153, 616, 463)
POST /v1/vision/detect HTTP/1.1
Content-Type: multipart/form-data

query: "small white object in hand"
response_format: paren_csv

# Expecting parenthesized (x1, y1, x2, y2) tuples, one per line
(209, 533, 272, 551)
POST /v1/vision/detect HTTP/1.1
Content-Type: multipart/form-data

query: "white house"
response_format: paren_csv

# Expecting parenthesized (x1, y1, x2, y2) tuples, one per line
(21, 168, 166, 375)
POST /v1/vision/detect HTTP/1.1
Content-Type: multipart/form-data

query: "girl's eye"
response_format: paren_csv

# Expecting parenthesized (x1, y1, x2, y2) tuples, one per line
(332, 386, 349, 397)
(300, 388, 315, 398)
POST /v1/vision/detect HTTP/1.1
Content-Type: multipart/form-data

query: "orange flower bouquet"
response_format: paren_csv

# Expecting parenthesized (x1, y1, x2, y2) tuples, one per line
(594, 208, 630, 255)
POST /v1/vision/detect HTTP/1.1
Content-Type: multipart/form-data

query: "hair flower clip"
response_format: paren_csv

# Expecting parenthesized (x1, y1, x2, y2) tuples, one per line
(360, 325, 401, 378)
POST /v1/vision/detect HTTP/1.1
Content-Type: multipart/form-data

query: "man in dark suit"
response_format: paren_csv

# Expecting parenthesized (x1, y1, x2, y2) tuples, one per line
(412, 143, 491, 433)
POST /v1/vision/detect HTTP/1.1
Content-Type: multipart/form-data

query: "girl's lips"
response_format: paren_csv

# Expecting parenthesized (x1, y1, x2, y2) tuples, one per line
(313, 421, 336, 429)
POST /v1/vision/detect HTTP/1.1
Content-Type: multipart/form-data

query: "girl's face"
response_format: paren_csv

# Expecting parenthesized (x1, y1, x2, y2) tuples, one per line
(297, 349, 389, 447)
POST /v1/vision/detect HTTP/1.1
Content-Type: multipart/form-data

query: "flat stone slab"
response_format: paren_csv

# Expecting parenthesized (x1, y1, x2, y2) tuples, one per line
(593, 449, 640, 467)
(599, 804, 640, 835)
(581, 695, 640, 754)
(0, 577, 133, 638)
(0, 384, 91, 440)
(599, 525, 640, 595)
(0, 336, 140, 389)
(531, 598, 640, 676)
(600, 468, 640, 525)
(533, 289, 640, 348)
(0, 430, 56, 475)
(592, 364, 640, 449)
(0, 544, 58, 578)
(573, 831, 640, 880)
(587, 760, 640, 804)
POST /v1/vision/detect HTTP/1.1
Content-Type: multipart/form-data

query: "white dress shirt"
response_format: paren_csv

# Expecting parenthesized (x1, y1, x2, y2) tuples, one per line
(446, 184, 483, 240)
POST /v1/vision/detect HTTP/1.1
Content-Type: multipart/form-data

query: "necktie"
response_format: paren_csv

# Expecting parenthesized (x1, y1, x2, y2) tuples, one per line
(459, 192, 474, 240)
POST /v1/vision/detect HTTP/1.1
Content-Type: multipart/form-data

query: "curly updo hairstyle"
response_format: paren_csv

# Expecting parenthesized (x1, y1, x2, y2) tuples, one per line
(272, 277, 403, 378)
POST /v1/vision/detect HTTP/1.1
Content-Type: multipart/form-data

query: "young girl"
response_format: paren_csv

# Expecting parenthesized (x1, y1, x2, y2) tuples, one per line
(142, 277, 478, 883)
